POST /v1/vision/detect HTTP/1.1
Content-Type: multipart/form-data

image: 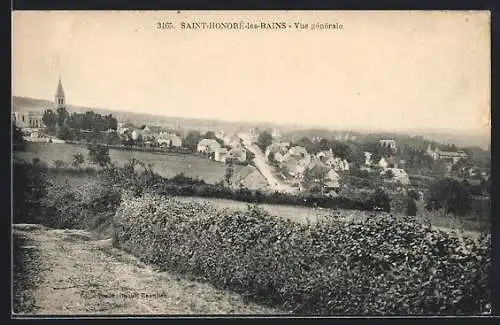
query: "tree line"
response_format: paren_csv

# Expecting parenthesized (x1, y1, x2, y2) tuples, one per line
(43, 107, 118, 141)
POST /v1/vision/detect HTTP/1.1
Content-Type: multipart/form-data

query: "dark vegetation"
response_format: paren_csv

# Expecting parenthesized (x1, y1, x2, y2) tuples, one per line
(113, 193, 491, 315)
(12, 154, 492, 315)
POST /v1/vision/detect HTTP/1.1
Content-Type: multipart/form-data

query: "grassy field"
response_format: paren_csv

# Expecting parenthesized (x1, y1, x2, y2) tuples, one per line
(15, 142, 260, 185)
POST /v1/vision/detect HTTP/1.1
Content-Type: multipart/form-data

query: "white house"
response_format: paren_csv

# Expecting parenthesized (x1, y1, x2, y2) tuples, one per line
(378, 157, 389, 169)
(197, 139, 221, 154)
(214, 147, 229, 162)
(288, 146, 308, 158)
(379, 139, 397, 151)
(364, 152, 373, 166)
(380, 168, 410, 185)
(265, 142, 289, 161)
(325, 169, 341, 189)
(157, 132, 182, 147)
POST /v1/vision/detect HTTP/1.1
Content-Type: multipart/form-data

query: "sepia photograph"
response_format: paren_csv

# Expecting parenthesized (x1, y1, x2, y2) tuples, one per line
(12, 10, 491, 317)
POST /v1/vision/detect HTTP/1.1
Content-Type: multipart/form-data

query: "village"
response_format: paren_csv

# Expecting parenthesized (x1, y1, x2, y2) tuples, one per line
(13, 77, 491, 201)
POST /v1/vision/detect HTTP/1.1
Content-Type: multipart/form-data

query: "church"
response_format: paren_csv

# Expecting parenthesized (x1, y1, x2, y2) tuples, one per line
(13, 78, 66, 129)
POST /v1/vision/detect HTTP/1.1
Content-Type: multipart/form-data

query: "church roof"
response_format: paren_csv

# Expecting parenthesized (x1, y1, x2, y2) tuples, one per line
(56, 78, 65, 97)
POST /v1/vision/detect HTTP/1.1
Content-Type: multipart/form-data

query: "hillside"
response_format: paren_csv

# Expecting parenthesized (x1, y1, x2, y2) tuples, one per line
(12, 96, 275, 134)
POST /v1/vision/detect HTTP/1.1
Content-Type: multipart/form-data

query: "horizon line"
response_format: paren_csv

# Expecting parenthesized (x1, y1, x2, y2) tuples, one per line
(12, 94, 490, 138)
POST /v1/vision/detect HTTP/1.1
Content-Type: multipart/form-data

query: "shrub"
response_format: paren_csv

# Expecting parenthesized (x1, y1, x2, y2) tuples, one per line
(87, 143, 111, 167)
(13, 161, 49, 224)
(426, 178, 471, 217)
(405, 198, 418, 216)
(113, 194, 491, 315)
(367, 188, 391, 212)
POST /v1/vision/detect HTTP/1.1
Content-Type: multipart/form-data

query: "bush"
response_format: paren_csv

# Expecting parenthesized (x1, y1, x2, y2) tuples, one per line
(426, 178, 472, 217)
(13, 161, 49, 224)
(87, 143, 111, 167)
(367, 188, 391, 212)
(113, 193, 491, 315)
(405, 198, 418, 216)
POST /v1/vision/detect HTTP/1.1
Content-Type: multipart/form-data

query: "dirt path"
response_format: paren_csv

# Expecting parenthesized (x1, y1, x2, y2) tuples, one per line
(238, 133, 296, 194)
(12, 224, 282, 316)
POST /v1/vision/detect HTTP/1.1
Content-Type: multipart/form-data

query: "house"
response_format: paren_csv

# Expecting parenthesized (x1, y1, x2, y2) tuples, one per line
(197, 139, 221, 154)
(380, 168, 410, 185)
(282, 155, 308, 177)
(139, 128, 155, 141)
(265, 142, 289, 161)
(328, 157, 350, 171)
(13, 110, 45, 129)
(214, 147, 229, 162)
(379, 139, 397, 151)
(426, 144, 468, 164)
(324, 169, 341, 189)
(316, 149, 334, 159)
(157, 132, 182, 147)
(288, 146, 308, 158)
(378, 157, 389, 169)
(228, 147, 247, 162)
(364, 152, 373, 166)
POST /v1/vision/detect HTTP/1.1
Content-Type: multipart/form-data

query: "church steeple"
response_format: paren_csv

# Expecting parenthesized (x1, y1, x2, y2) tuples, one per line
(55, 77, 65, 109)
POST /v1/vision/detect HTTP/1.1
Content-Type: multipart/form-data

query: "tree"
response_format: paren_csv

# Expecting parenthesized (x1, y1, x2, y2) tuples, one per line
(183, 131, 203, 152)
(12, 123, 25, 151)
(42, 109, 58, 128)
(295, 137, 317, 154)
(257, 131, 273, 152)
(204, 131, 217, 139)
(331, 141, 351, 160)
(368, 188, 391, 212)
(302, 164, 329, 194)
(87, 143, 111, 167)
(57, 124, 73, 140)
(318, 138, 331, 152)
(224, 161, 234, 186)
(425, 178, 472, 217)
(72, 153, 85, 168)
(405, 197, 418, 216)
(56, 106, 69, 127)
(384, 169, 394, 179)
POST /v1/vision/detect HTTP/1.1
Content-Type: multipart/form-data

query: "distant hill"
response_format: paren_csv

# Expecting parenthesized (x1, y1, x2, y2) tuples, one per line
(12, 96, 272, 135)
(13, 96, 490, 149)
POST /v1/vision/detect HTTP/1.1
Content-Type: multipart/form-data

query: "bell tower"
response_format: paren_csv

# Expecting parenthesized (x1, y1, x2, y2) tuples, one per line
(55, 77, 65, 109)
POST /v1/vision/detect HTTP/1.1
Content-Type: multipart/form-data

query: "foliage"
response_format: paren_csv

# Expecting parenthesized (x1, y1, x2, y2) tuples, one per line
(405, 197, 418, 216)
(425, 178, 472, 217)
(87, 143, 111, 167)
(183, 131, 204, 152)
(367, 188, 391, 212)
(72, 153, 85, 168)
(56, 124, 74, 140)
(12, 124, 25, 151)
(384, 169, 394, 179)
(13, 161, 49, 224)
(53, 160, 65, 169)
(302, 164, 329, 191)
(56, 106, 69, 127)
(257, 131, 273, 152)
(225, 161, 234, 186)
(66, 111, 118, 131)
(42, 109, 58, 128)
(114, 194, 491, 315)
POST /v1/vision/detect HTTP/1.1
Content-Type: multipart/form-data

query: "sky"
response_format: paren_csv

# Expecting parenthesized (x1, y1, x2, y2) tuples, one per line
(12, 11, 490, 134)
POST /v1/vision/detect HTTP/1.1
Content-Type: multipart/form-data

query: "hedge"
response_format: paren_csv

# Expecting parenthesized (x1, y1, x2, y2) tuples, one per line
(113, 193, 491, 315)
